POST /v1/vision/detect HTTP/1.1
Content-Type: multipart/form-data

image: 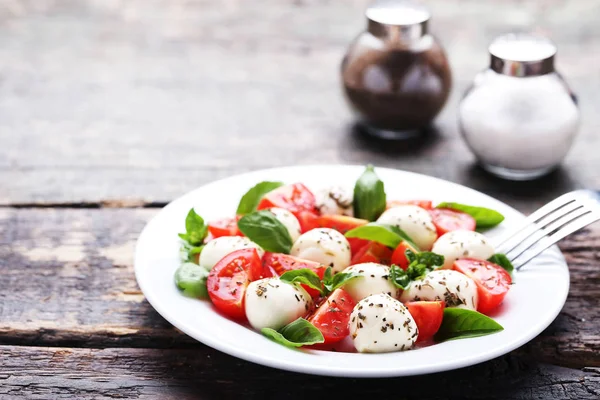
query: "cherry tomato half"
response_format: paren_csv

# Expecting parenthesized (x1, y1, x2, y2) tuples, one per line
(262, 253, 326, 298)
(257, 183, 319, 233)
(206, 248, 263, 320)
(453, 258, 512, 315)
(405, 301, 444, 342)
(207, 216, 242, 239)
(387, 200, 433, 210)
(308, 289, 356, 344)
(429, 208, 476, 236)
(351, 241, 392, 265)
(390, 241, 419, 270)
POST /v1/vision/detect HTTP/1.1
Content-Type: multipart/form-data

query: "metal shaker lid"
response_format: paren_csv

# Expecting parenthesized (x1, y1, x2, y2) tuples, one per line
(489, 34, 557, 77)
(366, 0, 430, 42)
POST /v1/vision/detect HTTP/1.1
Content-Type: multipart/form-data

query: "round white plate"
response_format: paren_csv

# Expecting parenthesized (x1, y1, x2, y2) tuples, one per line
(134, 165, 569, 377)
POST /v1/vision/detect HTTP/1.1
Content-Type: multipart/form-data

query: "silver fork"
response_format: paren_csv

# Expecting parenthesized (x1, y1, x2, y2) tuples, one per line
(495, 190, 600, 270)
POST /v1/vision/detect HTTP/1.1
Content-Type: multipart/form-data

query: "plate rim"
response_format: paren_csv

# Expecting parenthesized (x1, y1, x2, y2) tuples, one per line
(134, 164, 570, 377)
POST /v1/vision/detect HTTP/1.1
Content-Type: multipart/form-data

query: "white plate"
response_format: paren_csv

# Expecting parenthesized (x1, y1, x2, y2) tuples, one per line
(134, 165, 569, 377)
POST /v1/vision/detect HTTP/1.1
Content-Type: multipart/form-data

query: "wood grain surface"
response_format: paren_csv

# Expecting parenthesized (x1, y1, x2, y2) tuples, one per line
(1, 0, 600, 398)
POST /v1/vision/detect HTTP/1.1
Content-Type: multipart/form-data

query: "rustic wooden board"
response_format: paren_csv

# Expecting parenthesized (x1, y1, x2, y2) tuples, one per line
(1, 0, 599, 205)
(0, 346, 598, 399)
(0, 208, 598, 370)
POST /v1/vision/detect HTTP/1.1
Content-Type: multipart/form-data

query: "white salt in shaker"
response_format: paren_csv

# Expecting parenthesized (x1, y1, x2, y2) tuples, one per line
(459, 34, 579, 180)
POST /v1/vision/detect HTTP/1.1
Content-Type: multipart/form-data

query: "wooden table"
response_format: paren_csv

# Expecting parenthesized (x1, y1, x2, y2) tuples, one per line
(1, 1, 599, 398)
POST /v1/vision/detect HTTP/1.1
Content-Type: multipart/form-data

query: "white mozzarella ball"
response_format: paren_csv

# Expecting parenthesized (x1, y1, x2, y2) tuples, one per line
(290, 228, 351, 273)
(342, 263, 400, 302)
(400, 270, 478, 310)
(432, 230, 495, 269)
(377, 205, 437, 250)
(245, 278, 313, 331)
(349, 293, 418, 353)
(315, 186, 353, 216)
(199, 236, 264, 270)
(267, 207, 302, 242)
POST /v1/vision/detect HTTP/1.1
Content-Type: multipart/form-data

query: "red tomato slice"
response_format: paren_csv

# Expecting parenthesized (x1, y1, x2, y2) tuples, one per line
(429, 208, 476, 236)
(206, 249, 263, 320)
(207, 216, 242, 238)
(453, 258, 512, 315)
(405, 301, 444, 342)
(390, 241, 419, 270)
(295, 210, 320, 233)
(263, 253, 326, 298)
(317, 215, 368, 233)
(387, 200, 433, 210)
(257, 183, 319, 233)
(350, 241, 392, 265)
(257, 183, 317, 214)
(308, 289, 356, 344)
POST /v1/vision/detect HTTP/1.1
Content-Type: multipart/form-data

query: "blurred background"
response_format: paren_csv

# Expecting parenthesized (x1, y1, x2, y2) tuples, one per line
(0, 0, 598, 209)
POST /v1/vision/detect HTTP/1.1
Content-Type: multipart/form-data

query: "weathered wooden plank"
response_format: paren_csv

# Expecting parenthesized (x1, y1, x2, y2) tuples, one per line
(0, 0, 599, 204)
(0, 208, 599, 369)
(0, 345, 598, 399)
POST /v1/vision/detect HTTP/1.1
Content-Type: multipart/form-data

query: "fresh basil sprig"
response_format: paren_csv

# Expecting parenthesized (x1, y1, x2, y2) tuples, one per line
(322, 267, 359, 295)
(262, 318, 325, 348)
(436, 202, 505, 229)
(434, 308, 504, 342)
(345, 223, 419, 250)
(280, 267, 359, 296)
(174, 262, 210, 299)
(353, 165, 386, 221)
(237, 210, 293, 253)
(279, 269, 323, 294)
(236, 181, 283, 216)
(488, 253, 514, 275)
(178, 208, 208, 246)
(389, 249, 444, 290)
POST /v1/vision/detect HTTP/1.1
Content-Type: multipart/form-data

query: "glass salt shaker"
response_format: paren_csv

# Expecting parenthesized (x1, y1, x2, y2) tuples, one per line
(341, 0, 451, 139)
(459, 34, 580, 180)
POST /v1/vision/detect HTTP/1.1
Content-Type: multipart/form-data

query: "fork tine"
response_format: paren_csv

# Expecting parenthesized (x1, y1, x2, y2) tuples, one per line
(508, 207, 590, 262)
(496, 198, 582, 254)
(514, 212, 600, 270)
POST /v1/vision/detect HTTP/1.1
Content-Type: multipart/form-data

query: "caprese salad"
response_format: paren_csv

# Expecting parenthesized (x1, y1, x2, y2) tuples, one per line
(174, 165, 512, 353)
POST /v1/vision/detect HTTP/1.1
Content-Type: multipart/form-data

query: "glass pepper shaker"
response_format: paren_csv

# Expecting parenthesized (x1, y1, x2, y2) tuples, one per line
(341, 0, 451, 139)
(459, 33, 580, 180)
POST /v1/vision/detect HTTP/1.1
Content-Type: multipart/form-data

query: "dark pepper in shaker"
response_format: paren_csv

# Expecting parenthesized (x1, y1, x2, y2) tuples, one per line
(341, 0, 451, 139)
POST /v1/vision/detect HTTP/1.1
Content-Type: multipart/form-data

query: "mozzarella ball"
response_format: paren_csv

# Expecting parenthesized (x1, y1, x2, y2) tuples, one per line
(432, 230, 495, 269)
(291, 228, 351, 273)
(315, 186, 353, 216)
(342, 263, 400, 302)
(349, 293, 418, 353)
(245, 278, 313, 331)
(267, 207, 302, 242)
(400, 270, 478, 310)
(199, 236, 264, 270)
(377, 205, 437, 250)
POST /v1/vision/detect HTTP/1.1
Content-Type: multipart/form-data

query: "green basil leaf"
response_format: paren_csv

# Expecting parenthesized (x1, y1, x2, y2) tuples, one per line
(345, 223, 404, 248)
(436, 202, 505, 229)
(488, 253, 514, 274)
(261, 318, 325, 348)
(280, 269, 323, 294)
(236, 181, 284, 215)
(389, 265, 411, 290)
(174, 263, 209, 298)
(353, 165, 386, 221)
(237, 210, 293, 253)
(179, 208, 208, 246)
(406, 250, 444, 272)
(180, 242, 204, 263)
(434, 308, 504, 342)
(322, 270, 360, 295)
(323, 266, 333, 283)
